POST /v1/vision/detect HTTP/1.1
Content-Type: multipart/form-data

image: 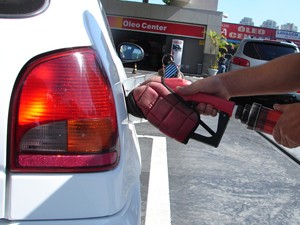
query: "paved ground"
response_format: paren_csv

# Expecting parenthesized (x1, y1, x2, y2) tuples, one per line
(137, 118, 300, 225)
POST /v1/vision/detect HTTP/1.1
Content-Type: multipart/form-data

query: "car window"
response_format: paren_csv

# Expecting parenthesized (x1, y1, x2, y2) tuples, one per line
(243, 42, 298, 61)
(0, 0, 49, 18)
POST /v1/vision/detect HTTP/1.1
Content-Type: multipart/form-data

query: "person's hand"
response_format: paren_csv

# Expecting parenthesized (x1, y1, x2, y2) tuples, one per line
(273, 103, 300, 148)
(176, 76, 231, 116)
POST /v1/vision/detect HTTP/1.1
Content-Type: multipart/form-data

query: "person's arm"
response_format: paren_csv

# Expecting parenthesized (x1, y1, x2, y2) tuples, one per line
(221, 53, 300, 97)
(178, 53, 300, 99)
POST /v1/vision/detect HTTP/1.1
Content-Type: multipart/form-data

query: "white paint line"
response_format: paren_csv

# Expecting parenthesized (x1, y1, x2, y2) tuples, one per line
(139, 135, 171, 225)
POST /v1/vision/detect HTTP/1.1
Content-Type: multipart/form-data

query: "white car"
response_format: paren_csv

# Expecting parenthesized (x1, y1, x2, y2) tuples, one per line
(228, 37, 299, 71)
(0, 0, 143, 224)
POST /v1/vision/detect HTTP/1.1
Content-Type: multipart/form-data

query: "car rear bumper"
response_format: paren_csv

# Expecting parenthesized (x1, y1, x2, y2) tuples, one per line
(0, 180, 141, 225)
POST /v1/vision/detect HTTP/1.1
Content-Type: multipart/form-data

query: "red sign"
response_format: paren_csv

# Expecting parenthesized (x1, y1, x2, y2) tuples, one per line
(221, 22, 276, 41)
(107, 15, 206, 39)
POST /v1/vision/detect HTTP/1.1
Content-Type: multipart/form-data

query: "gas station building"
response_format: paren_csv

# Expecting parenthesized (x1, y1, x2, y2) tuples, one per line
(102, 0, 300, 75)
(102, 0, 222, 75)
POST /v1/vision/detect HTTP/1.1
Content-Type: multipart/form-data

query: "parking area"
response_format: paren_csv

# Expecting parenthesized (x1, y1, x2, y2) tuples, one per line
(137, 117, 300, 225)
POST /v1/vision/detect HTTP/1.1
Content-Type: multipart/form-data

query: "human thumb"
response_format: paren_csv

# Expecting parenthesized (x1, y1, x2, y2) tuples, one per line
(273, 104, 288, 112)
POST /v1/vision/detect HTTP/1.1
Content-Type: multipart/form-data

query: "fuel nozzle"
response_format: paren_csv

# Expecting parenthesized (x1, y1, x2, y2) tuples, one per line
(235, 103, 282, 135)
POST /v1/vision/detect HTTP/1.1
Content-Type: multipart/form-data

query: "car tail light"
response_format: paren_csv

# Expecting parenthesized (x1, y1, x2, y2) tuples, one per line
(231, 56, 250, 67)
(9, 47, 119, 173)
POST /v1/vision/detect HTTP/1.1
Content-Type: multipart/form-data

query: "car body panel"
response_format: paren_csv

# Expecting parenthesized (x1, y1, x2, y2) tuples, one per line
(0, 173, 4, 219)
(0, 0, 141, 224)
(229, 56, 268, 71)
(1, 179, 139, 224)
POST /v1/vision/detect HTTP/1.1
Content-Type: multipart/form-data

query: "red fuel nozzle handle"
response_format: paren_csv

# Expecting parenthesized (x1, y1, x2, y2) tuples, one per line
(163, 78, 236, 116)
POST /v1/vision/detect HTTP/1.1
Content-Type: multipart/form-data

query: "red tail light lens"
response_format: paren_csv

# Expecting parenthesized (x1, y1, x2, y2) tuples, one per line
(231, 56, 250, 67)
(9, 47, 119, 172)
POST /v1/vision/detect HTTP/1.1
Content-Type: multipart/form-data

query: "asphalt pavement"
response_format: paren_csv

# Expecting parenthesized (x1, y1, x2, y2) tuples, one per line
(137, 118, 300, 225)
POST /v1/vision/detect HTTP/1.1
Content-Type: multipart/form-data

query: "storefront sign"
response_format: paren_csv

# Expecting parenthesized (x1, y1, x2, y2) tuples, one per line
(276, 30, 300, 41)
(221, 23, 276, 41)
(107, 15, 206, 39)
